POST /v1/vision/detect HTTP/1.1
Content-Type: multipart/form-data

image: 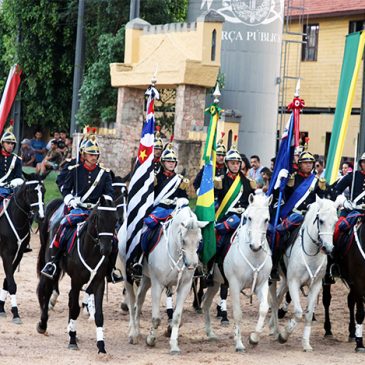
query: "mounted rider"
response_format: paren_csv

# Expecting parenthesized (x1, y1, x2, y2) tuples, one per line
(0, 126, 31, 252)
(193, 132, 226, 192)
(132, 141, 190, 277)
(270, 149, 327, 281)
(41, 134, 114, 279)
(208, 141, 256, 273)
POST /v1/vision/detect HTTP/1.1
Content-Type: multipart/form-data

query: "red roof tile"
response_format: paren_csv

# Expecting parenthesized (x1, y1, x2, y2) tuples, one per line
(286, 0, 365, 18)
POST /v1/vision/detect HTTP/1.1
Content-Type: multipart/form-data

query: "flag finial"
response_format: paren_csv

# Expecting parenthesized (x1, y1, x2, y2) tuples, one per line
(151, 65, 158, 86)
(294, 78, 301, 97)
(213, 83, 221, 103)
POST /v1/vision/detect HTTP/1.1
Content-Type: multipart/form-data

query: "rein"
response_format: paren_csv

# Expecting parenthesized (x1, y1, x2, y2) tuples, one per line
(353, 223, 365, 263)
(300, 209, 329, 288)
(76, 204, 117, 289)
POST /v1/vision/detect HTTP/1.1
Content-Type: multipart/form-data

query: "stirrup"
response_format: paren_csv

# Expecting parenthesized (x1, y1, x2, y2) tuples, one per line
(131, 262, 143, 279)
(109, 268, 123, 284)
(41, 262, 57, 279)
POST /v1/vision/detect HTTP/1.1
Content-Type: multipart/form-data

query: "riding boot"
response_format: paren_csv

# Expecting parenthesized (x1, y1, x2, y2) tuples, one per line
(270, 243, 283, 282)
(205, 256, 215, 287)
(41, 246, 62, 279)
(323, 259, 336, 285)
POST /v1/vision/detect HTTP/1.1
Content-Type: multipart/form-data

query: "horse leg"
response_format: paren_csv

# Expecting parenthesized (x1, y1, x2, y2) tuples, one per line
(219, 284, 229, 325)
(278, 291, 291, 319)
(354, 295, 365, 352)
(124, 280, 138, 344)
(166, 288, 174, 323)
(322, 282, 333, 337)
(250, 281, 270, 346)
(230, 279, 245, 352)
(202, 281, 220, 340)
(169, 278, 192, 354)
(302, 280, 322, 352)
(0, 278, 8, 316)
(146, 280, 163, 347)
(269, 278, 287, 338)
(120, 286, 129, 313)
(3, 260, 21, 324)
(93, 280, 107, 354)
(348, 290, 356, 342)
(279, 280, 301, 344)
(67, 284, 81, 350)
(135, 275, 151, 338)
(37, 273, 60, 334)
(48, 284, 60, 311)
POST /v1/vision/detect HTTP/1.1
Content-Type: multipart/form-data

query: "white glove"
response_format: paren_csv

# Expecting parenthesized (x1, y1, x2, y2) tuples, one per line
(68, 199, 78, 209)
(274, 169, 289, 190)
(9, 178, 24, 188)
(161, 198, 175, 205)
(343, 200, 354, 211)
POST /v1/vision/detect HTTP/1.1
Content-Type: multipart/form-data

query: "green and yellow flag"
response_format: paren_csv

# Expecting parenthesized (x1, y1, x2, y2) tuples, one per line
(325, 31, 365, 184)
(195, 103, 221, 264)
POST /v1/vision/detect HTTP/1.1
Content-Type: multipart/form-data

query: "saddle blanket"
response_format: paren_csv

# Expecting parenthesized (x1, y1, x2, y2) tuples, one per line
(141, 225, 163, 256)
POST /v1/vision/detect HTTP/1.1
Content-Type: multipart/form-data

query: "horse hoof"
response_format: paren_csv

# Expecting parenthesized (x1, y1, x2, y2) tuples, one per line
(235, 347, 245, 353)
(97, 341, 106, 354)
(121, 303, 129, 313)
(278, 308, 288, 319)
(278, 333, 288, 344)
(324, 333, 333, 338)
(170, 349, 181, 355)
(68, 343, 79, 350)
(146, 335, 156, 347)
(249, 333, 259, 345)
(355, 347, 365, 353)
(128, 336, 138, 345)
(349, 336, 356, 343)
(303, 346, 313, 352)
(12, 317, 22, 325)
(36, 322, 47, 334)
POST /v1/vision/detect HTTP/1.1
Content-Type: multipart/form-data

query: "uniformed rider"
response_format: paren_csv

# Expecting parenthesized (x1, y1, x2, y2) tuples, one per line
(193, 132, 226, 192)
(132, 142, 190, 277)
(41, 135, 114, 279)
(270, 150, 327, 281)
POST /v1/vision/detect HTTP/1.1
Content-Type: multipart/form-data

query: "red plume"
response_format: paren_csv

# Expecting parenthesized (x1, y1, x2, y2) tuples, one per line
(92, 127, 97, 134)
(9, 119, 14, 126)
(156, 125, 161, 132)
(234, 134, 238, 143)
(86, 126, 91, 133)
(221, 131, 225, 138)
(170, 134, 174, 142)
(305, 137, 310, 144)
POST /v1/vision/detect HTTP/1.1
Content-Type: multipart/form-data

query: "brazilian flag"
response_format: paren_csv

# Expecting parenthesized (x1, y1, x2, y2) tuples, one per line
(325, 31, 365, 184)
(195, 104, 221, 264)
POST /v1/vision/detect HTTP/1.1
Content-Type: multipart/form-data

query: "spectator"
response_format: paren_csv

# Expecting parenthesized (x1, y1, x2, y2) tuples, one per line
(315, 159, 325, 178)
(59, 130, 67, 142)
(341, 161, 353, 176)
(20, 139, 36, 167)
(240, 154, 251, 176)
(31, 130, 47, 164)
(260, 167, 272, 193)
(35, 139, 62, 175)
(270, 157, 276, 171)
(248, 155, 263, 180)
(46, 131, 60, 150)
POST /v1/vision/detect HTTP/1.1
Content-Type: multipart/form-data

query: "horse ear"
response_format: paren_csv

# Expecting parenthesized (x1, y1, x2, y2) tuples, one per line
(198, 221, 209, 229)
(267, 194, 273, 206)
(249, 193, 255, 205)
(316, 194, 323, 207)
(22, 171, 31, 180)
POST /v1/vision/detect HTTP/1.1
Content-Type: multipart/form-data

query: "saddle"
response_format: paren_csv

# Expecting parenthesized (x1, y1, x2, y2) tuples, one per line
(141, 225, 164, 257)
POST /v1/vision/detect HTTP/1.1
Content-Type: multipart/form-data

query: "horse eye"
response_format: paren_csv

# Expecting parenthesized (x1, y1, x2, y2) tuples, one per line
(248, 216, 252, 222)
(319, 219, 324, 225)
(264, 218, 269, 223)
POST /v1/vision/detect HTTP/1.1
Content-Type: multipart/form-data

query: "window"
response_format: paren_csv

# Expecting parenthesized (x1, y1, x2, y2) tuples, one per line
(211, 29, 216, 61)
(227, 130, 232, 150)
(349, 20, 365, 34)
(302, 24, 319, 62)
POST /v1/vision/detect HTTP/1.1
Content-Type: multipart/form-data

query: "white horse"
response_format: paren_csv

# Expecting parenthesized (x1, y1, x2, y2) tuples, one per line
(202, 192, 273, 352)
(118, 198, 207, 353)
(269, 196, 338, 351)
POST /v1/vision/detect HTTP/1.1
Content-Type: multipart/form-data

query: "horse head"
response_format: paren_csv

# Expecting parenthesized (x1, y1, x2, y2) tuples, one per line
(21, 172, 46, 220)
(88, 195, 117, 257)
(309, 196, 338, 255)
(173, 198, 208, 270)
(243, 191, 272, 252)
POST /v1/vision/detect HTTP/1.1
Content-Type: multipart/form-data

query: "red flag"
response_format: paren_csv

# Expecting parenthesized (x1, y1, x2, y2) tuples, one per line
(0, 65, 22, 134)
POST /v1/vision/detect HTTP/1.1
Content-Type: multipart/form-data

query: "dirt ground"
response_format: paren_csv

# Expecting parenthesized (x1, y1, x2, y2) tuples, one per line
(0, 233, 364, 365)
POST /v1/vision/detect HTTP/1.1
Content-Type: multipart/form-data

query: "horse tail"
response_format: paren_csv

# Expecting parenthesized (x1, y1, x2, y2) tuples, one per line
(37, 198, 63, 276)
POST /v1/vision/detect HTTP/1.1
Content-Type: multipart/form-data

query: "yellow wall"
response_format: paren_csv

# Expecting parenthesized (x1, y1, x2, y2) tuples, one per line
(285, 15, 364, 107)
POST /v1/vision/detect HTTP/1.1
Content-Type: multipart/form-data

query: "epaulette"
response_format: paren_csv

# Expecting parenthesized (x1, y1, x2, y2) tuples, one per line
(318, 177, 327, 190)
(68, 164, 79, 170)
(179, 176, 190, 191)
(287, 172, 296, 187)
(248, 177, 257, 190)
(154, 175, 158, 187)
(98, 163, 110, 172)
(214, 175, 223, 190)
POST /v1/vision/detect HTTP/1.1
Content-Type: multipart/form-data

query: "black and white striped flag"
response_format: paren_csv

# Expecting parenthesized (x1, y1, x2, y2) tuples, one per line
(125, 86, 159, 269)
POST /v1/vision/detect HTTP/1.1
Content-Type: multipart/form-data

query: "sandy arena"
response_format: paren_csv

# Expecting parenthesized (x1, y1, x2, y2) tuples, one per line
(0, 233, 364, 365)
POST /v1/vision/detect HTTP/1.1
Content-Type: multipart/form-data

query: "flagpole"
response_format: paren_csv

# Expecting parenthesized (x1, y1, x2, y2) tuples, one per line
(271, 79, 304, 252)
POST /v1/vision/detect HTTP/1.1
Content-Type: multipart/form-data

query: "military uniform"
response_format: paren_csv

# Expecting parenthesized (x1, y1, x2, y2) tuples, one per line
(0, 150, 22, 185)
(335, 170, 365, 206)
(56, 157, 77, 192)
(193, 163, 225, 192)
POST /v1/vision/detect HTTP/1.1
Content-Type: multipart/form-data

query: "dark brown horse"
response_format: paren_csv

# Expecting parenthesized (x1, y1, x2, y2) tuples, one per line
(323, 221, 365, 352)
